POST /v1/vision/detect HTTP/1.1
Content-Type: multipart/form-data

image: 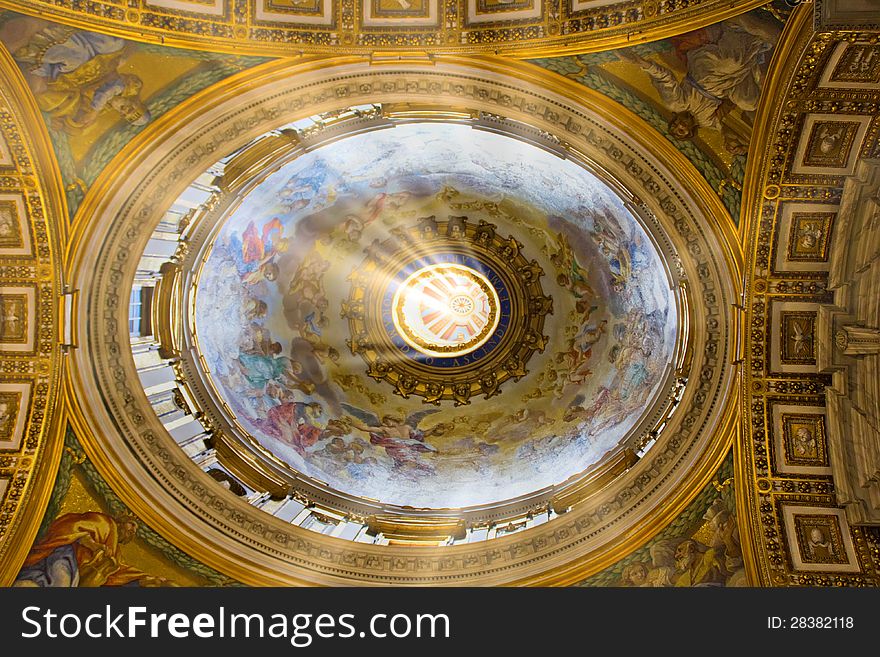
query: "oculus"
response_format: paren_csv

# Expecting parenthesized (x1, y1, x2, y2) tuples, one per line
(393, 263, 500, 358)
(344, 216, 551, 405)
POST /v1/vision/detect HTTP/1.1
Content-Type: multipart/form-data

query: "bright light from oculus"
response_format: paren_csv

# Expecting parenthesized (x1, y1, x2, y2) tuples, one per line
(392, 263, 500, 358)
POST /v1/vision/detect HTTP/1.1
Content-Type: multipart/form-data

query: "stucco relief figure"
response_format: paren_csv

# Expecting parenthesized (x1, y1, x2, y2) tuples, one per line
(0, 399, 16, 438)
(14, 512, 171, 587)
(0, 207, 21, 244)
(788, 318, 813, 359)
(11, 24, 150, 130)
(792, 426, 817, 457)
(814, 125, 847, 157)
(794, 220, 826, 253)
(840, 46, 879, 79)
(619, 14, 781, 150)
(0, 297, 23, 339)
(807, 527, 834, 562)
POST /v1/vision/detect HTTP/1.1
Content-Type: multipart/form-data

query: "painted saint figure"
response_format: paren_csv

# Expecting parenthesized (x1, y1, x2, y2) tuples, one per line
(239, 217, 287, 285)
(13, 25, 150, 130)
(14, 512, 170, 587)
(619, 14, 781, 141)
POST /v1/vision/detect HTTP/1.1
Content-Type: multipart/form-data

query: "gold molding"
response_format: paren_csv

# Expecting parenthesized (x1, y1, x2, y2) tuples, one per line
(0, 46, 69, 245)
(211, 430, 290, 499)
(153, 261, 182, 360)
(0, 44, 67, 585)
(64, 56, 741, 585)
(366, 515, 467, 544)
(735, 4, 815, 589)
(0, 0, 771, 59)
(737, 1, 880, 586)
(737, 3, 813, 247)
(484, 56, 744, 280)
(529, 392, 738, 586)
(342, 218, 551, 405)
(167, 109, 695, 529)
(550, 448, 638, 515)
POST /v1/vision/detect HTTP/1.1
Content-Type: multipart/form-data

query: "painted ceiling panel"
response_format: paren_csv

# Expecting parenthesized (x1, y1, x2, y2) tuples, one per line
(531, 3, 795, 224)
(3, 0, 878, 589)
(0, 11, 269, 218)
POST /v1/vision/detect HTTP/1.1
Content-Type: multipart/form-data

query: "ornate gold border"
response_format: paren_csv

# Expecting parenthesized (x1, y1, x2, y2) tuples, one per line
(737, 4, 812, 589)
(737, 4, 812, 247)
(392, 263, 501, 358)
(736, 7, 815, 588)
(64, 56, 741, 585)
(737, 3, 880, 586)
(0, 44, 67, 586)
(0, 0, 770, 58)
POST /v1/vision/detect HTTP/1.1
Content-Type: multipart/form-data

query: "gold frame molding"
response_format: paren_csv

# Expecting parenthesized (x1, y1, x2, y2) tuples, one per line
(344, 217, 551, 404)
(0, 0, 771, 58)
(64, 56, 741, 585)
(169, 109, 690, 530)
(0, 45, 66, 586)
(737, 2, 880, 586)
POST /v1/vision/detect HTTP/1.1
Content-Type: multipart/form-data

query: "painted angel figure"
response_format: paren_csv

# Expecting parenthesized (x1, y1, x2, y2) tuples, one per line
(262, 400, 333, 453)
(239, 217, 288, 284)
(363, 191, 412, 224)
(278, 166, 329, 212)
(340, 403, 443, 474)
(241, 217, 285, 265)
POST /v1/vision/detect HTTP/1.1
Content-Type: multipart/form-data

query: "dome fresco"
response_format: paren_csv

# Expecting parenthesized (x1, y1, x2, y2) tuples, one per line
(193, 122, 678, 508)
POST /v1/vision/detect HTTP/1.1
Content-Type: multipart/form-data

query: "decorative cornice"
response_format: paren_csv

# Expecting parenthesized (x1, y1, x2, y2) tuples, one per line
(0, 0, 770, 58)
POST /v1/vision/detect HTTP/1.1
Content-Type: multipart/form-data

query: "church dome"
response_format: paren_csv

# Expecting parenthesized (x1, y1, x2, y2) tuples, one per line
(189, 121, 680, 510)
(66, 58, 737, 583)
